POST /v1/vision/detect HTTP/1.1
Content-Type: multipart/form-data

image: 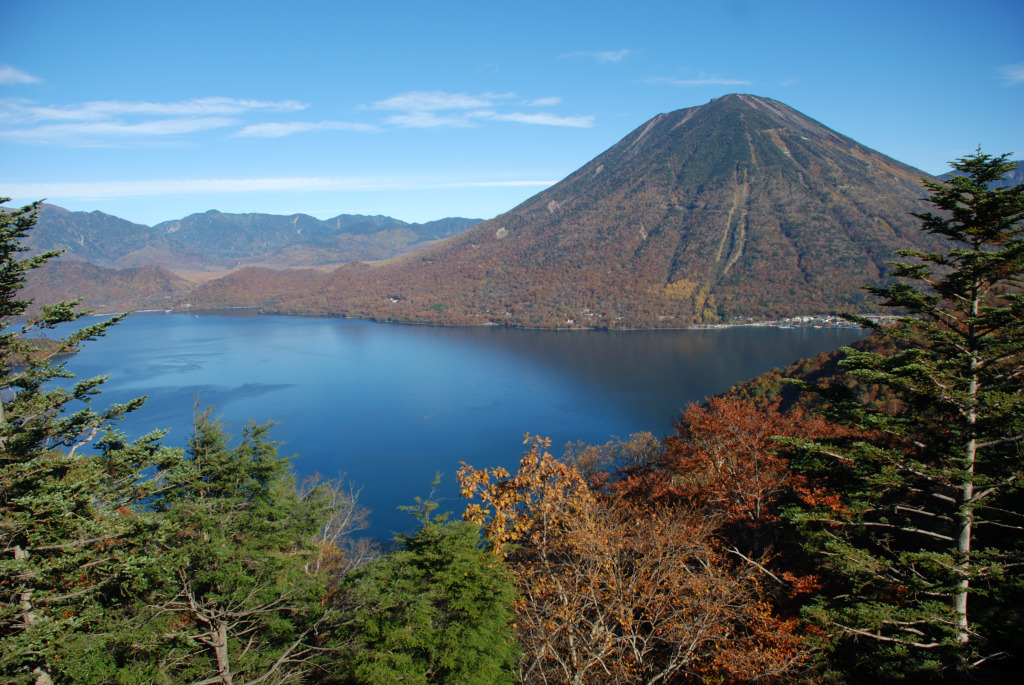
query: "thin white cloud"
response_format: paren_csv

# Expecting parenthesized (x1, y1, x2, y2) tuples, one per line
(0, 96, 317, 146)
(0, 117, 240, 145)
(998, 63, 1024, 85)
(5, 176, 557, 199)
(4, 97, 307, 123)
(0, 66, 40, 85)
(488, 112, 594, 128)
(235, 120, 379, 137)
(369, 91, 515, 111)
(385, 108, 593, 129)
(369, 90, 593, 129)
(560, 49, 631, 64)
(385, 111, 481, 128)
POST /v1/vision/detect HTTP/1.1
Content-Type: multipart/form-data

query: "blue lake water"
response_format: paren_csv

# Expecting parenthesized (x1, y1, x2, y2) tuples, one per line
(57, 312, 864, 539)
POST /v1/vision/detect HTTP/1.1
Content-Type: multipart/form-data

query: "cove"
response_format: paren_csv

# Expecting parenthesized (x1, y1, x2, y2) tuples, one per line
(58, 311, 865, 539)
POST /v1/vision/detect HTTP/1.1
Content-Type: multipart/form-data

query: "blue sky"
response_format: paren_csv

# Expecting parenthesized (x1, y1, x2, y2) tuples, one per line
(2, 0, 1022, 226)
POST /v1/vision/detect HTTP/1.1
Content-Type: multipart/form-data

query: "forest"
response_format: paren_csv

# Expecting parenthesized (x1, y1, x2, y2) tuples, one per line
(1, 151, 1022, 684)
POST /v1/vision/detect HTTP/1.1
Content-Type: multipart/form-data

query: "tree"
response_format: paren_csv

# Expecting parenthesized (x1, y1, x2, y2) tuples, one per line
(786, 152, 1024, 679)
(654, 398, 848, 557)
(1, 197, 182, 683)
(459, 435, 804, 684)
(332, 491, 520, 685)
(133, 407, 342, 684)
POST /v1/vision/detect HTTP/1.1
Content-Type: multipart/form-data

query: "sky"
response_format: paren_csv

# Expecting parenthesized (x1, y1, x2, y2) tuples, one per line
(1, 0, 1022, 226)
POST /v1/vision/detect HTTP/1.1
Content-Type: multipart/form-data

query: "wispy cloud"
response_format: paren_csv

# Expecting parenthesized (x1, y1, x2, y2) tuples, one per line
(0, 117, 240, 145)
(1, 87, 592, 145)
(560, 49, 631, 64)
(0, 66, 40, 85)
(524, 96, 562, 106)
(998, 63, 1024, 85)
(0, 96, 311, 146)
(488, 112, 594, 128)
(236, 120, 379, 137)
(369, 91, 515, 111)
(646, 75, 751, 87)
(368, 90, 593, 129)
(6, 176, 557, 199)
(3, 97, 306, 123)
(384, 111, 480, 128)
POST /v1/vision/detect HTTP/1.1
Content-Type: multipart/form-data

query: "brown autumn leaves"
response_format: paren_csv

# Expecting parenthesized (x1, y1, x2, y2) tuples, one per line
(457, 397, 851, 684)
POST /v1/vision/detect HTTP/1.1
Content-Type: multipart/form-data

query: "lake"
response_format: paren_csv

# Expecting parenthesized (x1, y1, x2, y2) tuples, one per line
(57, 312, 865, 539)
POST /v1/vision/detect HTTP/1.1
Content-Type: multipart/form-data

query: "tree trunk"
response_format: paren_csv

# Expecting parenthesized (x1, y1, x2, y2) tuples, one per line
(14, 546, 52, 683)
(955, 436, 975, 645)
(955, 291, 982, 646)
(212, 621, 233, 685)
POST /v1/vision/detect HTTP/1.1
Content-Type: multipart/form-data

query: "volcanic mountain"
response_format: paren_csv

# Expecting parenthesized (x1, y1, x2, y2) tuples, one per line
(184, 94, 945, 327)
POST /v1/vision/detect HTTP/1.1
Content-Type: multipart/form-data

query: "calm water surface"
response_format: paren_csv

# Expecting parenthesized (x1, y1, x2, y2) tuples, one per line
(59, 312, 864, 538)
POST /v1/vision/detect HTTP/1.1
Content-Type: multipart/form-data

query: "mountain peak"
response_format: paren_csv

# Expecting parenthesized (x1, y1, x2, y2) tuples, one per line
(209, 96, 942, 327)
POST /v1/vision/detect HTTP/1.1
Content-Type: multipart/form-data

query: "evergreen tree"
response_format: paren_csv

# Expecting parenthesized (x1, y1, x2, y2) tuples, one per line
(134, 408, 339, 683)
(333, 493, 520, 685)
(0, 197, 182, 683)
(786, 152, 1024, 680)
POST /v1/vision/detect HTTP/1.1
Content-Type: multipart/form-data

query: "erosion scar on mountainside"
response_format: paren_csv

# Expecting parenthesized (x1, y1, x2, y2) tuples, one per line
(715, 168, 750, 280)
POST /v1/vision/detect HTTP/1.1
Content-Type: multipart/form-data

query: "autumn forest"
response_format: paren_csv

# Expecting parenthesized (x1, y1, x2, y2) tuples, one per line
(2, 150, 1023, 684)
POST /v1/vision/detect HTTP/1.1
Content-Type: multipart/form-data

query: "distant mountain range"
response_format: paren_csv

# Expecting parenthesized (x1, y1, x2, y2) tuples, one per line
(184, 94, 958, 327)
(18, 94, 1021, 325)
(27, 206, 481, 270)
(21, 207, 480, 313)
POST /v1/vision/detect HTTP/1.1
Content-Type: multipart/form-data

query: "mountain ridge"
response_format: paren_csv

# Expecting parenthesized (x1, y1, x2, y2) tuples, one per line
(26, 205, 481, 272)
(190, 94, 947, 327)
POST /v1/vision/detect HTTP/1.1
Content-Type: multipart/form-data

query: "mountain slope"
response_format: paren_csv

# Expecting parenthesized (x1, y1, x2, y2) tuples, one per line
(199, 94, 943, 327)
(27, 205, 182, 267)
(27, 206, 481, 271)
(23, 262, 194, 313)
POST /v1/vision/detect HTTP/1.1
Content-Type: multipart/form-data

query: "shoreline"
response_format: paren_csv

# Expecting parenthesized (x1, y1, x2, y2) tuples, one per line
(130, 307, 879, 332)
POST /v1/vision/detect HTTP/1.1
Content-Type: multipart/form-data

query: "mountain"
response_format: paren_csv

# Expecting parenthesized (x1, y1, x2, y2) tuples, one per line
(26, 205, 184, 268)
(26, 206, 481, 271)
(22, 262, 194, 314)
(19, 206, 479, 311)
(152, 211, 477, 267)
(187, 94, 945, 327)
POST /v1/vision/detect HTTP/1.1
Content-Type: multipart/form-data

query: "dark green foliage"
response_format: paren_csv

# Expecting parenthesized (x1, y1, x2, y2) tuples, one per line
(785, 152, 1024, 681)
(722, 332, 899, 412)
(3, 196, 378, 682)
(1, 197, 183, 682)
(133, 408, 338, 682)
(333, 496, 520, 684)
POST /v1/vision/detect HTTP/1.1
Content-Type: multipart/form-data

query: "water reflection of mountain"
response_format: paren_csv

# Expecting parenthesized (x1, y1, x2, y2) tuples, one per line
(58, 312, 864, 539)
(395, 324, 865, 425)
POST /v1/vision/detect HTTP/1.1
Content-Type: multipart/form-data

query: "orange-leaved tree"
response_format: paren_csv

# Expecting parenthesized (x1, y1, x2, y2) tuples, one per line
(661, 398, 846, 542)
(458, 434, 805, 684)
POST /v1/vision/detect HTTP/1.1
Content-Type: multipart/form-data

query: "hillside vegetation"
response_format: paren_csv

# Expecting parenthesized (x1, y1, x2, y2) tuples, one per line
(185, 94, 949, 327)
(4, 151, 1023, 682)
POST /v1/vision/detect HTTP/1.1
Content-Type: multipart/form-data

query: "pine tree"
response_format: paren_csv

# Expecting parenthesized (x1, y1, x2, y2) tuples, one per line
(0, 198, 182, 682)
(786, 152, 1024, 680)
(134, 407, 339, 683)
(333, 492, 520, 685)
